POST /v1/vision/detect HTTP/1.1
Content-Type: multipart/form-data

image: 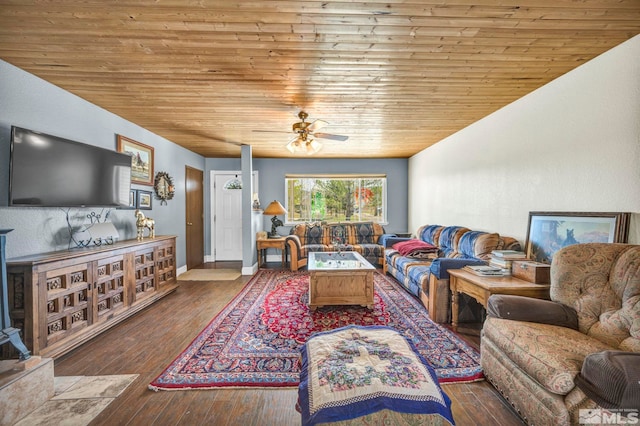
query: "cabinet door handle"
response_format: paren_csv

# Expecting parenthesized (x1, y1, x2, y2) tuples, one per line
(187, 222, 193, 226)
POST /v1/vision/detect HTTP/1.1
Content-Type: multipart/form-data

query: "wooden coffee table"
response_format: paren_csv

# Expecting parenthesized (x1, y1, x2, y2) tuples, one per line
(308, 251, 376, 310)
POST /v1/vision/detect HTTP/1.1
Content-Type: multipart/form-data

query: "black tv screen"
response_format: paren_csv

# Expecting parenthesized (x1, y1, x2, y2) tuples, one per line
(9, 126, 132, 207)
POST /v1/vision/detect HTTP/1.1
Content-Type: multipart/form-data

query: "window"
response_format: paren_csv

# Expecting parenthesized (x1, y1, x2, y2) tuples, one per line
(285, 175, 386, 224)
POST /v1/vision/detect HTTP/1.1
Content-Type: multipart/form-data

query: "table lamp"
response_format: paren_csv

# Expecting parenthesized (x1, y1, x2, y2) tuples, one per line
(263, 200, 287, 238)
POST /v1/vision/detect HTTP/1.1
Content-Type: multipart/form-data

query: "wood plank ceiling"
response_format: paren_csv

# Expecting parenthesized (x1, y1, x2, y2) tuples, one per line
(1, 1, 639, 158)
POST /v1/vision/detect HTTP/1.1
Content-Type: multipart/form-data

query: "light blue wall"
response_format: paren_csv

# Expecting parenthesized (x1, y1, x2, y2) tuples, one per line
(252, 158, 408, 235)
(203, 157, 409, 259)
(0, 60, 205, 266)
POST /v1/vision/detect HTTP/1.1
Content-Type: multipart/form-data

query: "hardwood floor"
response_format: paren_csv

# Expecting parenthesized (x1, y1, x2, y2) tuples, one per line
(54, 262, 525, 426)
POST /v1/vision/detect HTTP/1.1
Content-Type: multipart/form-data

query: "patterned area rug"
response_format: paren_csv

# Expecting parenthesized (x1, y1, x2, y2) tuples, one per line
(149, 270, 482, 390)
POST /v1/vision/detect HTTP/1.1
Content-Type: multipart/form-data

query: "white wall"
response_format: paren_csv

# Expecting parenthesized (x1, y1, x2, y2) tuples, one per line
(408, 35, 640, 245)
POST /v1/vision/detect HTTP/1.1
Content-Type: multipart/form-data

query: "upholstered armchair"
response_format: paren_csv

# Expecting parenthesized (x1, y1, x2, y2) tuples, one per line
(481, 243, 640, 425)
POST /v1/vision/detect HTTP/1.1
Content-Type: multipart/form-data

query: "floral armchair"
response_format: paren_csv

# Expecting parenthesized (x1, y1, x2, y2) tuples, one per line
(481, 243, 640, 425)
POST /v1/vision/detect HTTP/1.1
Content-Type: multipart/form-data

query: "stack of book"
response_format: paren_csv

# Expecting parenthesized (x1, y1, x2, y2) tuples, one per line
(489, 250, 527, 272)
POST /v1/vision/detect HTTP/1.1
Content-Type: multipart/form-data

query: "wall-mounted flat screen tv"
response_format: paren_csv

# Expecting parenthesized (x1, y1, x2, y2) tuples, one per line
(9, 126, 132, 207)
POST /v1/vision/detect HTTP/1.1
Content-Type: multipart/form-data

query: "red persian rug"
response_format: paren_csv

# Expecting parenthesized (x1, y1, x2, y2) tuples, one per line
(149, 270, 482, 390)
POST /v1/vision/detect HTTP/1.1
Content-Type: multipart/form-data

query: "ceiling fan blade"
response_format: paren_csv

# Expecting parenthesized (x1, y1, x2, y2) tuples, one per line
(313, 132, 349, 141)
(307, 119, 328, 133)
(252, 129, 292, 134)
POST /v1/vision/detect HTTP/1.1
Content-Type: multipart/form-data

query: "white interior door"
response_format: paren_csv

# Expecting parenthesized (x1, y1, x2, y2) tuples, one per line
(214, 173, 243, 260)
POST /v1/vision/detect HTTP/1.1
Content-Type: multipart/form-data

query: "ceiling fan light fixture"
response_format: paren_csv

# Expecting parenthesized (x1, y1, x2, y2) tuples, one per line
(285, 138, 299, 153)
(285, 137, 322, 155)
(307, 139, 322, 154)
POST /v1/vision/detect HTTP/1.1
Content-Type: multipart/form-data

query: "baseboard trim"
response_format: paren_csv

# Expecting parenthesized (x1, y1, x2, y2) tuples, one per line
(176, 265, 188, 276)
(266, 254, 287, 262)
(242, 263, 258, 275)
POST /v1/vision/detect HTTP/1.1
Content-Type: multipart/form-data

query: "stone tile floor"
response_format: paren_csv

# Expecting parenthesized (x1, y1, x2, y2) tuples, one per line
(15, 374, 138, 426)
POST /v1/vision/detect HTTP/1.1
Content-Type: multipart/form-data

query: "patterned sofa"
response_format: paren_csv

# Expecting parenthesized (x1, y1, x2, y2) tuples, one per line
(285, 222, 389, 271)
(384, 224, 520, 323)
(482, 243, 640, 425)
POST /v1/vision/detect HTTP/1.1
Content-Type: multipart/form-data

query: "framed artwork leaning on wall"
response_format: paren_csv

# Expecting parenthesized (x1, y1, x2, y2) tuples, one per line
(525, 211, 630, 264)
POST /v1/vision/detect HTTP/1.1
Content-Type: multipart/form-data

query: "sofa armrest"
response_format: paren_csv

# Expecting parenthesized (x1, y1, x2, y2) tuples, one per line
(285, 235, 302, 257)
(429, 258, 485, 279)
(377, 233, 397, 247)
(382, 236, 412, 248)
(486, 294, 578, 330)
(285, 235, 306, 271)
(575, 350, 640, 410)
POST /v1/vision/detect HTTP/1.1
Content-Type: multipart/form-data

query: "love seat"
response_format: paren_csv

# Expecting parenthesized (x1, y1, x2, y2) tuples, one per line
(285, 222, 390, 271)
(482, 243, 640, 425)
(384, 224, 520, 323)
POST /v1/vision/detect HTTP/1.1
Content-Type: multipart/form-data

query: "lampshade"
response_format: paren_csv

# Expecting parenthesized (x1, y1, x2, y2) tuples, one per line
(263, 200, 287, 216)
(285, 137, 322, 155)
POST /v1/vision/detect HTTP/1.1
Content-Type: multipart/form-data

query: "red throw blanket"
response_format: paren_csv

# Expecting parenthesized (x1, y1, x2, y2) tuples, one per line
(393, 240, 438, 257)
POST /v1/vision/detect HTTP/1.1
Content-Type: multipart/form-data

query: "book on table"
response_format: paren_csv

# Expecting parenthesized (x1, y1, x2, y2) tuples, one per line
(491, 250, 527, 260)
(490, 257, 515, 268)
(463, 265, 511, 276)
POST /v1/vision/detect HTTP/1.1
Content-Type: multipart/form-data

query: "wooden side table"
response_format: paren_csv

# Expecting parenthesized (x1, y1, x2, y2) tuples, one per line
(257, 237, 287, 269)
(448, 269, 550, 332)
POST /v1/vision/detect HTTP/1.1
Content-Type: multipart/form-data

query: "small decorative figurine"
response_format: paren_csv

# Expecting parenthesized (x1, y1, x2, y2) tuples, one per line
(135, 209, 155, 240)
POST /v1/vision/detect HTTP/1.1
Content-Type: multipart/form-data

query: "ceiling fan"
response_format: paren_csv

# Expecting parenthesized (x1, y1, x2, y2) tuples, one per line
(253, 111, 349, 154)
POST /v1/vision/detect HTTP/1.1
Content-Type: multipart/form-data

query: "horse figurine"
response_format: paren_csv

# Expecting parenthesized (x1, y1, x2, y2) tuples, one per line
(135, 209, 155, 240)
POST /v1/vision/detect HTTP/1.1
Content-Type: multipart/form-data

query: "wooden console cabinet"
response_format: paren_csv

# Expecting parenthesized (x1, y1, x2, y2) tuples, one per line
(2, 235, 177, 359)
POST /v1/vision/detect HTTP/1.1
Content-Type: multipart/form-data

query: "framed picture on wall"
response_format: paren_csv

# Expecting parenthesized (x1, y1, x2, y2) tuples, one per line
(137, 190, 153, 210)
(117, 135, 154, 185)
(129, 189, 137, 208)
(524, 211, 630, 264)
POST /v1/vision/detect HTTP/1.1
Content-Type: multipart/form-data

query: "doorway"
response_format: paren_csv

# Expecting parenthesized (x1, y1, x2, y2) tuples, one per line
(211, 171, 258, 261)
(185, 166, 204, 270)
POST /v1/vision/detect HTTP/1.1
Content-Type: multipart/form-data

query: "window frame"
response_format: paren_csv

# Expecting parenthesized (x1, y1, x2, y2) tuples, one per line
(284, 174, 387, 225)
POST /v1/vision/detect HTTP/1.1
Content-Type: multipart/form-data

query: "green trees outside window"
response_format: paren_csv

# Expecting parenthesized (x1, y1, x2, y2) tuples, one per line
(285, 175, 386, 223)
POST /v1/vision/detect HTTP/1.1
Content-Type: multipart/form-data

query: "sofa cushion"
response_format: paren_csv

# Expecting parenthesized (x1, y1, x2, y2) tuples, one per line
(300, 244, 329, 258)
(438, 226, 469, 258)
(290, 222, 326, 245)
(327, 223, 349, 245)
(352, 243, 385, 260)
(392, 255, 432, 277)
(483, 317, 615, 395)
(498, 236, 521, 251)
(349, 222, 378, 244)
(456, 231, 500, 260)
(407, 264, 432, 291)
(416, 224, 444, 246)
